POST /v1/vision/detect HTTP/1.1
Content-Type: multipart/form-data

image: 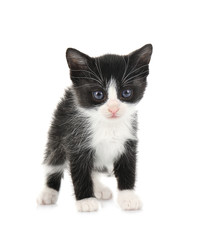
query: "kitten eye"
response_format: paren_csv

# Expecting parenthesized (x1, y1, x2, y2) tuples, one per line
(92, 91, 104, 100)
(122, 89, 132, 98)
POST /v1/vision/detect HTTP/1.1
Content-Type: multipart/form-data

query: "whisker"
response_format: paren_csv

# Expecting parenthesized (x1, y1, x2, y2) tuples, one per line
(71, 69, 102, 83)
(122, 70, 149, 84)
(122, 64, 149, 83)
(121, 61, 139, 83)
(73, 83, 104, 89)
(124, 71, 149, 83)
(71, 76, 104, 87)
(121, 56, 129, 82)
(97, 59, 104, 82)
(86, 65, 103, 82)
(95, 58, 104, 83)
(121, 76, 146, 87)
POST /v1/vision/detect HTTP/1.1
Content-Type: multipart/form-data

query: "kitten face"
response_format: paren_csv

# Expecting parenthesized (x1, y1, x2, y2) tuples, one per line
(96, 80, 135, 120)
(66, 45, 152, 120)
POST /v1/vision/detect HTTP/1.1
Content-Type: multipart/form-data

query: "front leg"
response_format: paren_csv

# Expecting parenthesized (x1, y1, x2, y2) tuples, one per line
(114, 140, 141, 210)
(70, 149, 99, 212)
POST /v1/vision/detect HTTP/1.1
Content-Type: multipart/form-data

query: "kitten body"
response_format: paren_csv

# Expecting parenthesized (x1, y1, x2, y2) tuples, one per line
(37, 44, 152, 211)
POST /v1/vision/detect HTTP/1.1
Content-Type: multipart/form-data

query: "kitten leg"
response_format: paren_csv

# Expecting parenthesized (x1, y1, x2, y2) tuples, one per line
(37, 164, 64, 205)
(114, 140, 141, 210)
(70, 151, 99, 212)
(92, 173, 112, 200)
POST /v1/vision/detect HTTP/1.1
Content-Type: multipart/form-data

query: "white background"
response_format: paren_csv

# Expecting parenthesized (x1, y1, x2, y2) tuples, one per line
(0, 0, 203, 239)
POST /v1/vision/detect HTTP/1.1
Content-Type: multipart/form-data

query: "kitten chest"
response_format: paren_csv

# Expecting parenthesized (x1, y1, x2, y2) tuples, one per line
(90, 120, 136, 172)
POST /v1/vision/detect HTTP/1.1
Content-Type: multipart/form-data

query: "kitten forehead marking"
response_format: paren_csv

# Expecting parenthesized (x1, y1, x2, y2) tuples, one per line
(107, 79, 117, 100)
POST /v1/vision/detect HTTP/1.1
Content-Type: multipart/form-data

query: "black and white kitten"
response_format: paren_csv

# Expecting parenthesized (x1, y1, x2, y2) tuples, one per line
(37, 44, 153, 211)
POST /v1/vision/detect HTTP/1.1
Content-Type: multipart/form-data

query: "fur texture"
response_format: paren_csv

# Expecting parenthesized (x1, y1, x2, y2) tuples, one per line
(37, 44, 153, 211)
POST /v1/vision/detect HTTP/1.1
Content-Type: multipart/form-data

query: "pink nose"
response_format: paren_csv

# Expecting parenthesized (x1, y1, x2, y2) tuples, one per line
(108, 107, 119, 114)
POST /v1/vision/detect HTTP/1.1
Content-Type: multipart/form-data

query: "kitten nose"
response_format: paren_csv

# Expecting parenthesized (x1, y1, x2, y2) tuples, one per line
(107, 100, 120, 115)
(108, 107, 119, 114)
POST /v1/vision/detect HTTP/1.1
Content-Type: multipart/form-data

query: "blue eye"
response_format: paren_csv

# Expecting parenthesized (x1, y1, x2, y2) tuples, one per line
(93, 91, 104, 100)
(122, 89, 132, 98)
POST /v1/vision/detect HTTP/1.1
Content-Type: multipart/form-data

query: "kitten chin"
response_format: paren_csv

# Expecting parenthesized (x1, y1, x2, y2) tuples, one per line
(38, 44, 152, 211)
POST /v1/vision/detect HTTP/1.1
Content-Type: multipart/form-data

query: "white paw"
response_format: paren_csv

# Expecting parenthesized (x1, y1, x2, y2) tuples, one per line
(94, 186, 112, 200)
(76, 198, 99, 212)
(37, 187, 59, 205)
(117, 190, 142, 210)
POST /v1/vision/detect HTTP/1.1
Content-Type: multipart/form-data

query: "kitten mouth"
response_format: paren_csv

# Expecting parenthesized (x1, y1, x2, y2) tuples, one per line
(107, 114, 119, 119)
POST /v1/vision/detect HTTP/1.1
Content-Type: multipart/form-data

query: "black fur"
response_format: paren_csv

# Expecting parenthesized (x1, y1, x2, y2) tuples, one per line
(42, 44, 152, 202)
(114, 140, 137, 190)
(47, 172, 63, 191)
(69, 149, 95, 200)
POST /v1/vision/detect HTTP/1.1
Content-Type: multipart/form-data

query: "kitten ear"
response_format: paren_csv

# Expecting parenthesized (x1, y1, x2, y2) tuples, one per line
(129, 44, 153, 65)
(66, 48, 90, 70)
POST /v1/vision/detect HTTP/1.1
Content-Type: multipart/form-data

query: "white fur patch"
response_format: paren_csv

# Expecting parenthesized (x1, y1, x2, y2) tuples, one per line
(117, 190, 142, 210)
(108, 80, 117, 99)
(93, 174, 112, 200)
(76, 198, 99, 212)
(37, 187, 59, 205)
(44, 163, 66, 176)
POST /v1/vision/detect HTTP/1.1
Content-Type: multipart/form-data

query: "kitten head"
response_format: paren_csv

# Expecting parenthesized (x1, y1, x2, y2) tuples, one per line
(66, 45, 152, 120)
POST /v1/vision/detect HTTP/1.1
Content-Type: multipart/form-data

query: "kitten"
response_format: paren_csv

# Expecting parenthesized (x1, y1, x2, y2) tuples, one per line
(37, 44, 153, 211)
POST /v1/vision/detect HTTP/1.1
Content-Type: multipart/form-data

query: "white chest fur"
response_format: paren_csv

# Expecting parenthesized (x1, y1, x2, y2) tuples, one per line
(90, 117, 136, 172)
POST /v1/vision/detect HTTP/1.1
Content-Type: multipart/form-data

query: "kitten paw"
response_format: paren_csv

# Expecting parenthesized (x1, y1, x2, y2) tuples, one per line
(117, 190, 142, 211)
(94, 186, 112, 200)
(37, 187, 59, 205)
(76, 197, 99, 212)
